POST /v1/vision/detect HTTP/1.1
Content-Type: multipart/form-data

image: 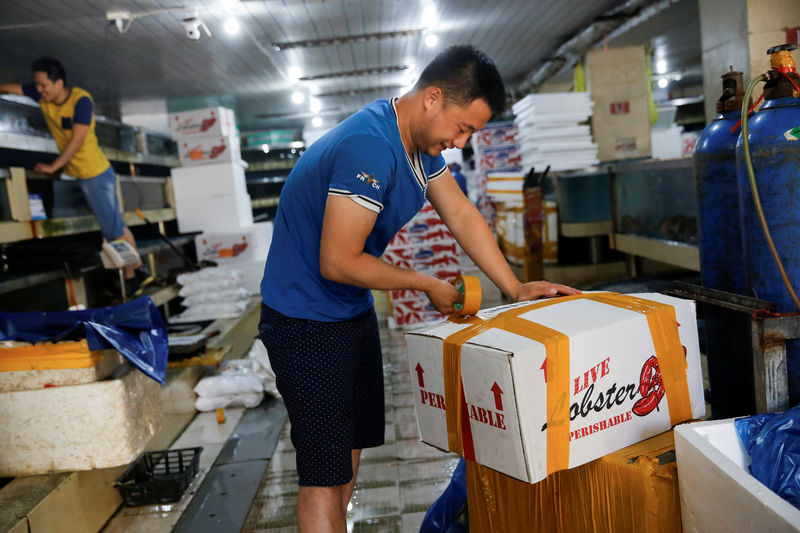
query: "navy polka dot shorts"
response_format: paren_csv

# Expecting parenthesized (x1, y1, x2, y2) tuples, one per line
(258, 304, 385, 487)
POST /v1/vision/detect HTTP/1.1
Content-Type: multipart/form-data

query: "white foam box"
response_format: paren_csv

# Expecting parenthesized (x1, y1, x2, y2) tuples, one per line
(175, 191, 253, 234)
(0, 365, 162, 477)
(675, 419, 800, 533)
(177, 133, 241, 166)
(194, 221, 272, 265)
(0, 350, 123, 392)
(405, 292, 705, 483)
(171, 160, 248, 201)
(170, 106, 236, 139)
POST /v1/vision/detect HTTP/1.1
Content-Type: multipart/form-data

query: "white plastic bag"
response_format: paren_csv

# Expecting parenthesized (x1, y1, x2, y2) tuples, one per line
(247, 338, 281, 398)
(182, 288, 249, 306)
(195, 391, 263, 411)
(177, 267, 244, 286)
(178, 279, 245, 296)
(194, 373, 263, 397)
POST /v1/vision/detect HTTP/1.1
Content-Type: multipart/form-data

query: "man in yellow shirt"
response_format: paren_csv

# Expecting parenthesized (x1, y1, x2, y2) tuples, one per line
(1, 57, 143, 289)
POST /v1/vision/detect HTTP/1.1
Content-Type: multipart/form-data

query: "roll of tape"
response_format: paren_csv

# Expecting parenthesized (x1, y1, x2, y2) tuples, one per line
(453, 275, 482, 316)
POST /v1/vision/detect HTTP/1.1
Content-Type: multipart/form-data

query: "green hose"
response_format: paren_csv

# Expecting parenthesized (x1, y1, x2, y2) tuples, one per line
(741, 74, 800, 311)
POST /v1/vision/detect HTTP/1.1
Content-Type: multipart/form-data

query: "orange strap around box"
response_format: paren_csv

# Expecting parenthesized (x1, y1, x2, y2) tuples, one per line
(441, 292, 691, 475)
(583, 293, 691, 426)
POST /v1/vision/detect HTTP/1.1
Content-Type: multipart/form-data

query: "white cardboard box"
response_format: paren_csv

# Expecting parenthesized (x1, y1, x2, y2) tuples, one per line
(177, 133, 241, 166)
(175, 192, 253, 233)
(170, 106, 236, 139)
(171, 160, 248, 201)
(0, 365, 162, 476)
(675, 419, 800, 533)
(194, 221, 272, 265)
(405, 292, 705, 483)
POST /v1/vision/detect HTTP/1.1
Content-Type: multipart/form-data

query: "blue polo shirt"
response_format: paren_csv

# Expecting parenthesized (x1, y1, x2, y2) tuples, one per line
(261, 98, 447, 321)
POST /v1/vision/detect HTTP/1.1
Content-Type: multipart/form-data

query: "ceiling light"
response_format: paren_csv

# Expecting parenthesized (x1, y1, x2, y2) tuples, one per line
(261, 144, 270, 153)
(290, 141, 305, 149)
(309, 98, 322, 114)
(423, 5, 438, 26)
(312, 116, 323, 128)
(656, 60, 666, 74)
(424, 33, 438, 48)
(288, 65, 302, 80)
(292, 90, 305, 104)
(657, 78, 668, 89)
(224, 17, 239, 35)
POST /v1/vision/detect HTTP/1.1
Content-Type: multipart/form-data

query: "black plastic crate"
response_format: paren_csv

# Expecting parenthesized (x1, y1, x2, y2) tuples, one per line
(114, 447, 203, 506)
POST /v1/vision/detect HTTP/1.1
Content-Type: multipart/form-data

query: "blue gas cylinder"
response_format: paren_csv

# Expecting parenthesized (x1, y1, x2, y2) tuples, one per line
(695, 70, 753, 418)
(694, 71, 747, 294)
(736, 70, 800, 404)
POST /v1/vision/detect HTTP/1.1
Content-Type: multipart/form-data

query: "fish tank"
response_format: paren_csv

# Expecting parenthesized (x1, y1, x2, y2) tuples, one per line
(613, 157, 697, 244)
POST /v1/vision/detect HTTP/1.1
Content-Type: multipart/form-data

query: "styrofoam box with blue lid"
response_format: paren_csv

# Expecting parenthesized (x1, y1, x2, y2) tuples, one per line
(405, 292, 705, 484)
(675, 418, 800, 533)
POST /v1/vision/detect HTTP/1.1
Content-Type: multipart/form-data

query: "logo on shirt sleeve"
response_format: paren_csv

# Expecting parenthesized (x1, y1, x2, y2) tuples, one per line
(357, 171, 381, 190)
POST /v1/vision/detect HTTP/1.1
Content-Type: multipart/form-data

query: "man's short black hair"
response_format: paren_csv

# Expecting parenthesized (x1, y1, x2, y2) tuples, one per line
(416, 45, 506, 117)
(31, 57, 66, 84)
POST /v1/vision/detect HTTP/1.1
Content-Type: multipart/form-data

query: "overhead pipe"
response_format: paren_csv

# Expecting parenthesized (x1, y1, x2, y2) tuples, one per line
(515, 0, 680, 94)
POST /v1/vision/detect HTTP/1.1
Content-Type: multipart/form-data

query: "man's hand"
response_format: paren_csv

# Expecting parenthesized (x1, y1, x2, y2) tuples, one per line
(34, 163, 56, 174)
(512, 280, 581, 302)
(424, 276, 461, 315)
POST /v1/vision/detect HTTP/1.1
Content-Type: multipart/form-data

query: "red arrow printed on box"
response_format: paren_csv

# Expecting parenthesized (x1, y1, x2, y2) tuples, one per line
(491, 382, 504, 411)
(415, 362, 425, 388)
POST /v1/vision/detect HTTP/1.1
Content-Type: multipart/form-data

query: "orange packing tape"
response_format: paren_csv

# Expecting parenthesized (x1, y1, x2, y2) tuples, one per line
(453, 275, 482, 316)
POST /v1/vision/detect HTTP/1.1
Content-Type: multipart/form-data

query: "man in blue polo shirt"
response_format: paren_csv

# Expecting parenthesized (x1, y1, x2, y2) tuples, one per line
(259, 45, 578, 532)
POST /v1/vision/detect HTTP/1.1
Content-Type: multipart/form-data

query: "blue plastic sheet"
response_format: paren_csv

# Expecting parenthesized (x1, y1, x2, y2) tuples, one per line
(0, 296, 168, 384)
(735, 403, 800, 510)
(420, 458, 467, 533)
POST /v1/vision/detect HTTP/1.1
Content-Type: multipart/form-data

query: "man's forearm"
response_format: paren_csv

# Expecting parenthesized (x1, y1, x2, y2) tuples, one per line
(321, 250, 435, 293)
(447, 207, 521, 299)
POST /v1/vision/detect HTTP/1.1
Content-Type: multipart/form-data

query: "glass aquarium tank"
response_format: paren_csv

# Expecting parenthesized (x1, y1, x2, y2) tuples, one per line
(613, 158, 697, 244)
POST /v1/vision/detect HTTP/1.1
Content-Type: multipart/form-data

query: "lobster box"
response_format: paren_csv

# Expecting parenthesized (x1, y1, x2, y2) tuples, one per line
(405, 292, 705, 483)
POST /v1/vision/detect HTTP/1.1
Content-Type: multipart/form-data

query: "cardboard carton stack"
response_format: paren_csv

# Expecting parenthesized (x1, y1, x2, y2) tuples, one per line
(406, 292, 705, 483)
(169, 107, 267, 293)
(473, 122, 521, 231)
(512, 92, 598, 171)
(382, 202, 464, 329)
(586, 45, 652, 161)
(467, 430, 683, 532)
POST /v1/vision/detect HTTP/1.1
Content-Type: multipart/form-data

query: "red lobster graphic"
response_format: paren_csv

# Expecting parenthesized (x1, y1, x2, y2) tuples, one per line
(632, 355, 664, 416)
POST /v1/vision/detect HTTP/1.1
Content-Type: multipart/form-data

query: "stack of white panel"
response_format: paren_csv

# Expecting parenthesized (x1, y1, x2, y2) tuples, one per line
(513, 92, 599, 172)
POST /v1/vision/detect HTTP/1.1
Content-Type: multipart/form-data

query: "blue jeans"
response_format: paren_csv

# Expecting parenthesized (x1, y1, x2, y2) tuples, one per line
(76, 166, 125, 240)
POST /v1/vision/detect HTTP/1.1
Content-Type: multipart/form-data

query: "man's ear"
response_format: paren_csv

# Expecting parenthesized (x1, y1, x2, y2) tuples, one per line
(423, 86, 443, 111)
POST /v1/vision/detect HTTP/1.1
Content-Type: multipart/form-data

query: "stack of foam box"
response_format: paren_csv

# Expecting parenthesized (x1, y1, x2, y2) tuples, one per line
(473, 122, 522, 232)
(512, 92, 598, 171)
(169, 107, 267, 294)
(382, 202, 464, 329)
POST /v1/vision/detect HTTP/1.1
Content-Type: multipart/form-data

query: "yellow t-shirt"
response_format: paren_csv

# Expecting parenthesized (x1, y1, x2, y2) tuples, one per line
(37, 86, 111, 179)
